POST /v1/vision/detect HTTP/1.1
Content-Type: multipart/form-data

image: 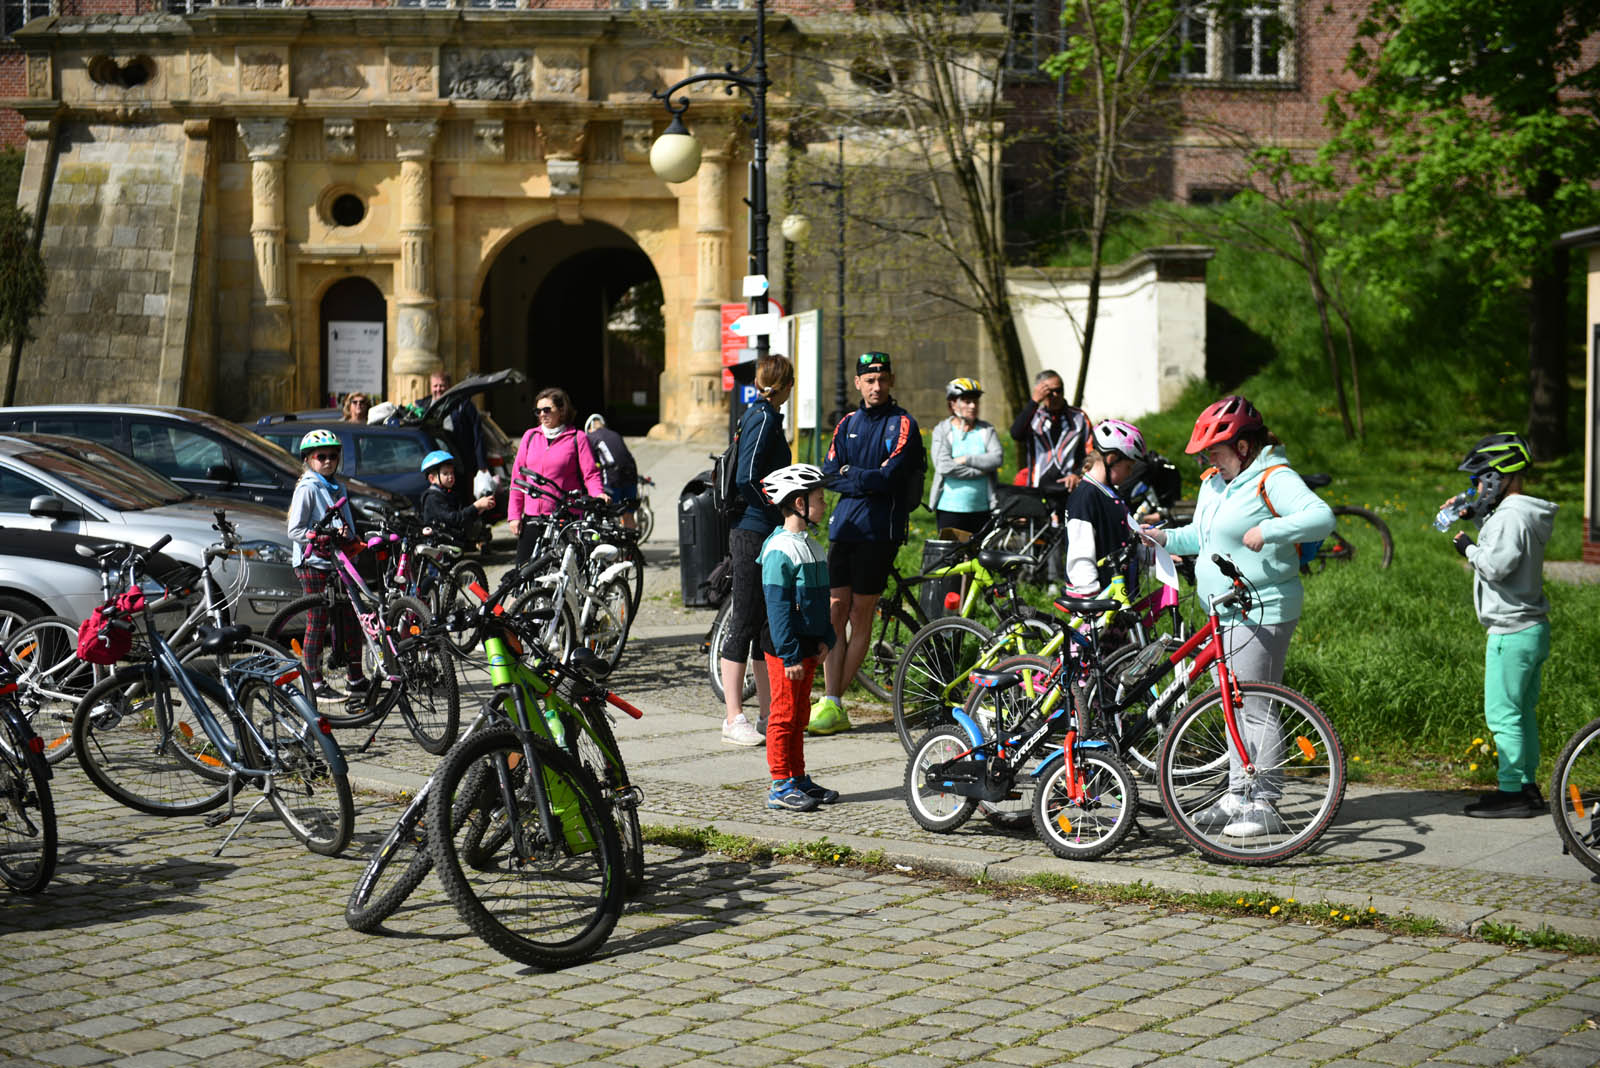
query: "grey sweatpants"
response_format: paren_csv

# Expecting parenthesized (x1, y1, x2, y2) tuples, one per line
(1219, 619, 1297, 800)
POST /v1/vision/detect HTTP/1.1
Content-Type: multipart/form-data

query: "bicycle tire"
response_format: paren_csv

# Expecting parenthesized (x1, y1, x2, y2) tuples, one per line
(266, 593, 386, 728)
(1158, 681, 1345, 864)
(1032, 747, 1137, 860)
(893, 617, 993, 753)
(383, 596, 460, 755)
(960, 653, 1060, 828)
(0, 708, 57, 893)
(508, 588, 577, 666)
(905, 726, 981, 833)
(581, 579, 633, 670)
(857, 601, 921, 703)
(442, 560, 490, 657)
(707, 600, 758, 704)
(6, 615, 101, 767)
(1550, 716, 1600, 878)
(1319, 506, 1394, 571)
(635, 499, 654, 544)
(616, 540, 645, 616)
(72, 669, 233, 817)
(565, 694, 645, 896)
(428, 725, 624, 968)
(345, 796, 437, 932)
(235, 679, 354, 856)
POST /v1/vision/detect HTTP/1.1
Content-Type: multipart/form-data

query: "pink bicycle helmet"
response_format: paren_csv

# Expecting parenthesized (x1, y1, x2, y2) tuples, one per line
(1185, 395, 1264, 454)
(1092, 418, 1146, 462)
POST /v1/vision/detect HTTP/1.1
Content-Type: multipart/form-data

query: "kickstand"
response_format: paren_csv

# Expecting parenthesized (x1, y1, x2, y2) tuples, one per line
(207, 773, 272, 857)
(358, 724, 381, 753)
(1131, 815, 1150, 840)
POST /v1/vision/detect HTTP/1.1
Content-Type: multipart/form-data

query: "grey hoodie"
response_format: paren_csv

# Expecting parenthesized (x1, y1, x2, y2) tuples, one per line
(1465, 494, 1558, 633)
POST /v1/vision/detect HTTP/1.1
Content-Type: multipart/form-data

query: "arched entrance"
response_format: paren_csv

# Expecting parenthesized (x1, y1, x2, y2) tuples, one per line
(478, 221, 663, 437)
(319, 277, 387, 409)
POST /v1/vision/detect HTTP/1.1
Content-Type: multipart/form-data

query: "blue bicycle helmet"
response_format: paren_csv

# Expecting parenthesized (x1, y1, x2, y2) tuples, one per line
(420, 449, 456, 475)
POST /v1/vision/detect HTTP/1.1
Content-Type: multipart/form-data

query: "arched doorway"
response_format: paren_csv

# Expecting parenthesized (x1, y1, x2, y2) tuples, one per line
(478, 221, 662, 437)
(319, 277, 387, 409)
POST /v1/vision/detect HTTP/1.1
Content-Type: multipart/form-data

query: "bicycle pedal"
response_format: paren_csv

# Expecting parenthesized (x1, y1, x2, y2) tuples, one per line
(203, 810, 230, 829)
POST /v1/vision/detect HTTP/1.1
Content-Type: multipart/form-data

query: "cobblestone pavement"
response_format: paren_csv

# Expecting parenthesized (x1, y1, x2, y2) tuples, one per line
(6, 770, 1600, 1068)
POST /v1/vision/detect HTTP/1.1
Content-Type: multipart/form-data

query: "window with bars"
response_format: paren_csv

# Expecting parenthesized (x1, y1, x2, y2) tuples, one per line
(165, 0, 289, 12)
(1169, 2, 1290, 84)
(4, 0, 53, 39)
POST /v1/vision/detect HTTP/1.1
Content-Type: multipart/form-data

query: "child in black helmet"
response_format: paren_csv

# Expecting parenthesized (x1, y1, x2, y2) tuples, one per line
(1440, 432, 1557, 818)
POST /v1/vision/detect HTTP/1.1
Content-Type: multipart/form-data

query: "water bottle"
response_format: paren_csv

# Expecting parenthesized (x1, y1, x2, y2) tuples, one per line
(1433, 490, 1473, 532)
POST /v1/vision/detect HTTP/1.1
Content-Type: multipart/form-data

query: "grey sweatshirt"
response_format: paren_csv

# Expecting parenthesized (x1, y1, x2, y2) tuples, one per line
(1464, 494, 1558, 633)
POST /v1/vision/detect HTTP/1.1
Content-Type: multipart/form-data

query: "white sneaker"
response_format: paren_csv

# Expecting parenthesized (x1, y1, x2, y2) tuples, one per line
(722, 714, 764, 747)
(1223, 799, 1285, 838)
(1191, 793, 1248, 830)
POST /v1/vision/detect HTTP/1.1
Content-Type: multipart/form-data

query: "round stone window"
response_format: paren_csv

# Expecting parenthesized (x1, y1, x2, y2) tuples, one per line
(329, 193, 367, 228)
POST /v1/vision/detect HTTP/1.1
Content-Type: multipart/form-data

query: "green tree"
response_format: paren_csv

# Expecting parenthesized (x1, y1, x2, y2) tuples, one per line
(0, 204, 47, 405)
(1329, 0, 1600, 458)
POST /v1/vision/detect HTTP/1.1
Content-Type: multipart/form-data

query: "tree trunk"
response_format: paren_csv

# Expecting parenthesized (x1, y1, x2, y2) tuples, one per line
(1292, 219, 1355, 440)
(1525, 242, 1570, 460)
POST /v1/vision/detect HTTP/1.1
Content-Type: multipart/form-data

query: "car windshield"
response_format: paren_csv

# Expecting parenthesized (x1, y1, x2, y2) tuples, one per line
(17, 448, 174, 511)
(191, 413, 303, 473)
(22, 437, 191, 505)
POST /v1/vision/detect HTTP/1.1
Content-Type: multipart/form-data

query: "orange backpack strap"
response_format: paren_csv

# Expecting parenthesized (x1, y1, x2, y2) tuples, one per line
(1255, 464, 1289, 517)
(1199, 465, 1218, 480)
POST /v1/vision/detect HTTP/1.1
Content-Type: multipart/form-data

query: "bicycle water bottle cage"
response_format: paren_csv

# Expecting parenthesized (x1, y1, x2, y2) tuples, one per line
(976, 549, 1034, 574)
(968, 668, 1023, 691)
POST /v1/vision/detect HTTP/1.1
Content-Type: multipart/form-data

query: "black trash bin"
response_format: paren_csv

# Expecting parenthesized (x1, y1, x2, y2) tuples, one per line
(919, 538, 966, 620)
(678, 470, 727, 607)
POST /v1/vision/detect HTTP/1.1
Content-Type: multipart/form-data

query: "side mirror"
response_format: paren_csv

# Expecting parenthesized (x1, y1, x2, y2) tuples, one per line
(204, 463, 237, 484)
(28, 495, 76, 519)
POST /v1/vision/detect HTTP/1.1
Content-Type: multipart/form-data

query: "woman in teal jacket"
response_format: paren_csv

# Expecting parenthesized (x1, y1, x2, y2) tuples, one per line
(1141, 395, 1334, 838)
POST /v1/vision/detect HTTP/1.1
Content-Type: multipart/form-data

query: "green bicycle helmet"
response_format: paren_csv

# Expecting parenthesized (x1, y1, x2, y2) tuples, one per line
(298, 428, 342, 455)
(1458, 432, 1531, 519)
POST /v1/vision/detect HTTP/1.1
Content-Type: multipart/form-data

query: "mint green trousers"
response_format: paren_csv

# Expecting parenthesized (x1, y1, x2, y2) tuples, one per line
(1484, 622, 1550, 791)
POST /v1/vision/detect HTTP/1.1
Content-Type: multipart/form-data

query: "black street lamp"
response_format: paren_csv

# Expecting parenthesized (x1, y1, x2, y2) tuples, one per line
(781, 132, 848, 431)
(649, 0, 773, 365)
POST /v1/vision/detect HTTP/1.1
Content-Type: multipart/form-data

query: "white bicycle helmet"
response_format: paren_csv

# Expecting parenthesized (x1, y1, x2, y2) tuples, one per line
(584, 413, 606, 433)
(945, 377, 983, 399)
(1092, 419, 1146, 462)
(761, 463, 827, 507)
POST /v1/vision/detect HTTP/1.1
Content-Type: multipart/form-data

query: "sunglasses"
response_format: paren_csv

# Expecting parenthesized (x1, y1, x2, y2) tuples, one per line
(536, 405, 561, 415)
(310, 452, 340, 463)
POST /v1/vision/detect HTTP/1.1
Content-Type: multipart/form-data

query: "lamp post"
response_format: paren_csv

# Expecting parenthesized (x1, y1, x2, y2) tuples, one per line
(649, 0, 772, 366)
(780, 132, 848, 431)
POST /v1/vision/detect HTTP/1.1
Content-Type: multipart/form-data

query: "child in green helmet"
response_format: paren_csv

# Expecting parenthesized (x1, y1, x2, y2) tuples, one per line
(286, 428, 367, 702)
(1440, 432, 1558, 818)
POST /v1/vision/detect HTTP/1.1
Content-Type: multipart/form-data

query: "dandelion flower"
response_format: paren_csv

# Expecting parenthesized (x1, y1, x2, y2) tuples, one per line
(1469, 763, 1478, 771)
(1287, 898, 1296, 904)
(1473, 737, 1484, 745)
(1270, 905, 1281, 915)
(1367, 907, 1377, 914)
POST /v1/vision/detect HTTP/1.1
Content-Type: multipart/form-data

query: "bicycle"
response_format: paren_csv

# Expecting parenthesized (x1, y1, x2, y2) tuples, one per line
(266, 498, 460, 755)
(1549, 715, 1600, 877)
(1300, 474, 1394, 571)
(0, 659, 56, 893)
(71, 536, 354, 857)
(910, 554, 1345, 865)
(635, 474, 656, 543)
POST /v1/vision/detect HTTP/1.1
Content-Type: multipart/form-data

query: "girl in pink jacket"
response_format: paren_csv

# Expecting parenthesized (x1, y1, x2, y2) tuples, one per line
(508, 387, 604, 563)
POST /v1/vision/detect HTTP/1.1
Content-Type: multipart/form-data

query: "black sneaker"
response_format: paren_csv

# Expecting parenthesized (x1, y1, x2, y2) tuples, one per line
(308, 680, 340, 701)
(345, 677, 372, 695)
(1464, 784, 1545, 819)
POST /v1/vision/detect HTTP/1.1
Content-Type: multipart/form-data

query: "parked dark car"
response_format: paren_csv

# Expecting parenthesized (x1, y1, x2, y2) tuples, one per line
(0, 404, 409, 531)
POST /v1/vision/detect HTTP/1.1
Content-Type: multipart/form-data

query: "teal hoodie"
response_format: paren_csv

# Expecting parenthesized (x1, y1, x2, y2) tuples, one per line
(1161, 446, 1335, 625)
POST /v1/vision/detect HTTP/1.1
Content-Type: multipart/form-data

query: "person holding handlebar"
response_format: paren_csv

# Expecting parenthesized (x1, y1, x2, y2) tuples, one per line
(286, 428, 367, 702)
(506, 386, 604, 565)
(1140, 395, 1333, 838)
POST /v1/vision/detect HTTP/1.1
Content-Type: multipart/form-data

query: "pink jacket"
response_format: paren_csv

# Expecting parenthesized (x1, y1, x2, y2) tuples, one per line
(509, 425, 604, 520)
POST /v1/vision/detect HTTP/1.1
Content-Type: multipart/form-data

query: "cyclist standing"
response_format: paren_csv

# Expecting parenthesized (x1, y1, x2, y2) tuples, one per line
(286, 429, 367, 702)
(584, 413, 641, 531)
(1061, 419, 1146, 597)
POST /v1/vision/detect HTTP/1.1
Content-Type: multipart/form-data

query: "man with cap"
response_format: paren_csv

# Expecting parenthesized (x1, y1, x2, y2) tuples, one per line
(814, 352, 923, 735)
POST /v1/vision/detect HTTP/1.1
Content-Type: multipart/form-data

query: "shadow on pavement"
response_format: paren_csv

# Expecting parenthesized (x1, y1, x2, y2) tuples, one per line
(4, 852, 228, 929)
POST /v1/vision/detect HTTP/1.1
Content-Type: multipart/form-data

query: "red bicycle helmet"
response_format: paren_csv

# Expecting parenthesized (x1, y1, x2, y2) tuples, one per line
(1184, 395, 1264, 454)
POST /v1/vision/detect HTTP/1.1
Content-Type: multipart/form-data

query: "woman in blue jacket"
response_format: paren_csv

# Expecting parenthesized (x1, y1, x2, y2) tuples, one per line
(718, 354, 794, 748)
(1141, 395, 1334, 838)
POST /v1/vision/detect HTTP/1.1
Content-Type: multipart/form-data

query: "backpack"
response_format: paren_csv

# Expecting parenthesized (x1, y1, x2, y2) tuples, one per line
(897, 420, 928, 521)
(1255, 464, 1324, 571)
(711, 421, 743, 523)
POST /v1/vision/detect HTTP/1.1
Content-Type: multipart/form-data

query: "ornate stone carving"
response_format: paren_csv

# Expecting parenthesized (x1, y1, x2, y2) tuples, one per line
(188, 52, 209, 99)
(388, 50, 434, 95)
(441, 49, 531, 101)
(387, 119, 439, 161)
(239, 50, 284, 94)
(547, 158, 581, 198)
(251, 161, 282, 205)
(536, 48, 585, 98)
(537, 118, 586, 160)
(618, 54, 661, 96)
(237, 117, 292, 161)
(621, 118, 653, 163)
(299, 48, 368, 101)
(325, 119, 358, 162)
(473, 120, 505, 161)
(26, 55, 49, 99)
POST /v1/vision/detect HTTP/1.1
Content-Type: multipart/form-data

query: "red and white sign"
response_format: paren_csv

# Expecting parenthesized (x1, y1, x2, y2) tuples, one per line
(720, 298, 785, 390)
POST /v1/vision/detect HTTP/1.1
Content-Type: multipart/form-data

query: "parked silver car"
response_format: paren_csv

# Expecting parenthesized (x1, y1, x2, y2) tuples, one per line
(0, 434, 300, 629)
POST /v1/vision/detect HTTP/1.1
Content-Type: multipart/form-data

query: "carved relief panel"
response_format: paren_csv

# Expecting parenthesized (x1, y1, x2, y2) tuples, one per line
(441, 49, 532, 101)
(534, 47, 588, 101)
(293, 47, 376, 101)
(26, 54, 50, 100)
(238, 49, 287, 97)
(387, 49, 436, 96)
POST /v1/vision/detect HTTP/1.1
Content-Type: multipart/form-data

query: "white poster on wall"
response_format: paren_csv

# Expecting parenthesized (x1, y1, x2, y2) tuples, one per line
(327, 322, 384, 396)
(782, 310, 821, 460)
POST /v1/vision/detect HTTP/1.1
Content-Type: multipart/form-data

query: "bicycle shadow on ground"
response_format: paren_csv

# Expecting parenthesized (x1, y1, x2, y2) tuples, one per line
(0, 850, 224, 932)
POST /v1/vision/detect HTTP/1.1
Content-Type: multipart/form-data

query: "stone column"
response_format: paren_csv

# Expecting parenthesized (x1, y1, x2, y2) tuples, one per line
(388, 119, 442, 406)
(237, 117, 294, 414)
(684, 126, 735, 441)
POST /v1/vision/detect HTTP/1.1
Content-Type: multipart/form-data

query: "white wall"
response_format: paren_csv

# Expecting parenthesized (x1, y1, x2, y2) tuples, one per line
(1006, 246, 1212, 421)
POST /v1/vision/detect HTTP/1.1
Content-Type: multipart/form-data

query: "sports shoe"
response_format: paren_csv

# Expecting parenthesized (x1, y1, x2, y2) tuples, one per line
(808, 697, 851, 736)
(1190, 793, 1248, 830)
(795, 775, 839, 804)
(345, 676, 371, 695)
(722, 714, 764, 747)
(308, 680, 341, 702)
(1464, 783, 1545, 819)
(767, 778, 821, 812)
(1223, 799, 1286, 838)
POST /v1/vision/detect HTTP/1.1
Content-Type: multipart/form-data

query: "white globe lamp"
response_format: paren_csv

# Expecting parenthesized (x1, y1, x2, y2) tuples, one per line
(780, 213, 812, 243)
(649, 114, 702, 184)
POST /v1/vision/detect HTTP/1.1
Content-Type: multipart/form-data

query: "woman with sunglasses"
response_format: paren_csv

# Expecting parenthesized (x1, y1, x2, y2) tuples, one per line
(507, 386, 604, 564)
(341, 392, 371, 423)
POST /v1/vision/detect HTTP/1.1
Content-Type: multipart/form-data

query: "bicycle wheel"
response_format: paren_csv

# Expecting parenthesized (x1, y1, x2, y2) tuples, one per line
(893, 617, 992, 753)
(707, 600, 757, 704)
(1032, 748, 1137, 860)
(1158, 681, 1345, 864)
(566, 696, 644, 896)
(1316, 506, 1394, 571)
(616, 540, 645, 616)
(905, 726, 981, 833)
(508, 588, 577, 666)
(581, 579, 633, 670)
(442, 560, 490, 656)
(1550, 716, 1600, 878)
(235, 679, 354, 856)
(980, 517, 1052, 585)
(857, 601, 921, 702)
(428, 725, 624, 968)
(6, 615, 101, 766)
(346, 795, 437, 932)
(73, 670, 233, 816)
(635, 499, 654, 544)
(0, 709, 56, 893)
(960, 654, 1060, 829)
(266, 594, 385, 728)
(379, 596, 460, 755)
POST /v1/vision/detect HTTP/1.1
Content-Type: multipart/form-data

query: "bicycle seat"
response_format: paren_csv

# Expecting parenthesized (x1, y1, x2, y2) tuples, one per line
(567, 647, 612, 680)
(1052, 596, 1121, 617)
(195, 623, 254, 654)
(968, 668, 1022, 690)
(1302, 473, 1331, 489)
(976, 549, 1034, 574)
